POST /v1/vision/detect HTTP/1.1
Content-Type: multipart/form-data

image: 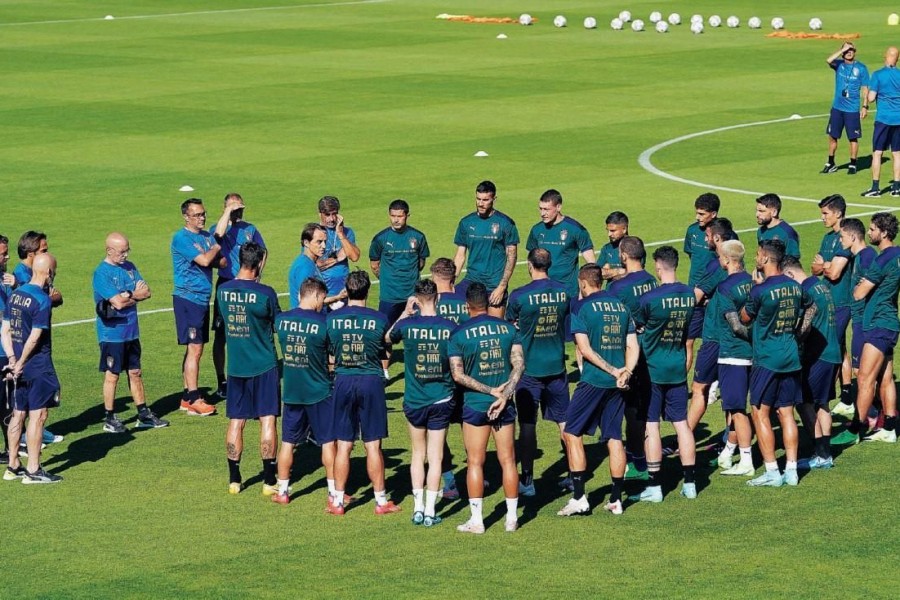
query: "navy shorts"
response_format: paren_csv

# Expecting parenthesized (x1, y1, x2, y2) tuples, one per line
(212, 276, 231, 333)
(647, 381, 689, 423)
(564, 382, 624, 441)
(693, 341, 720, 385)
(173, 295, 210, 345)
(863, 327, 898, 357)
(449, 386, 464, 424)
(802, 360, 840, 407)
(835, 306, 851, 348)
(872, 121, 900, 152)
(718, 364, 750, 412)
(827, 107, 862, 141)
(405, 400, 454, 430)
(378, 301, 407, 327)
(13, 371, 61, 412)
(623, 357, 651, 418)
(687, 305, 705, 340)
(226, 367, 281, 419)
(461, 403, 516, 427)
(282, 399, 336, 445)
(98, 340, 142, 374)
(851, 319, 863, 368)
(333, 374, 387, 443)
(749, 367, 801, 409)
(456, 279, 508, 308)
(515, 372, 570, 425)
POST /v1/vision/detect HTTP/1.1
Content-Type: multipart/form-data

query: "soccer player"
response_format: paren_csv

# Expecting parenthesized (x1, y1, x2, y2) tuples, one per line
(782, 257, 840, 468)
(216, 242, 281, 495)
(171, 198, 222, 416)
(597, 211, 630, 284)
(838, 213, 900, 443)
(713, 240, 755, 476)
(506, 248, 570, 496)
(755, 193, 801, 265)
(387, 279, 456, 527)
(449, 283, 524, 533)
(811, 195, 854, 410)
(822, 42, 869, 174)
(93, 233, 168, 433)
(2, 253, 62, 483)
(14, 231, 63, 307)
(861, 46, 900, 197)
(316, 196, 360, 303)
(210, 193, 266, 399)
(634, 247, 698, 501)
(557, 265, 637, 517)
(684, 194, 719, 368)
(741, 240, 814, 487)
(0, 235, 13, 462)
(328, 271, 400, 515)
(288, 223, 345, 310)
(525, 189, 595, 298)
(453, 181, 519, 318)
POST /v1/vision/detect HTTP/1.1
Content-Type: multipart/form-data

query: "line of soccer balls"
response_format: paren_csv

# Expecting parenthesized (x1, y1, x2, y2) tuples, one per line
(519, 12, 822, 34)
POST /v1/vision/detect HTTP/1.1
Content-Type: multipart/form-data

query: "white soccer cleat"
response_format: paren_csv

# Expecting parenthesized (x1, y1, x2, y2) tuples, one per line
(863, 428, 897, 443)
(721, 462, 755, 477)
(557, 496, 590, 516)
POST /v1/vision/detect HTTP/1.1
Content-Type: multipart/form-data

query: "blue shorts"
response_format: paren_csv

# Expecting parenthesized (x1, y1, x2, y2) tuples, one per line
(564, 382, 624, 441)
(749, 367, 800, 409)
(456, 279, 508, 308)
(851, 319, 863, 368)
(872, 121, 900, 152)
(827, 107, 862, 141)
(173, 295, 210, 345)
(378, 301, 407, 327)
(282, 399, 336, 445)
(98, 340, 141, 374)
(405, 401, 454, 430)
(693, 341, 719, 384)
(333, 374, 387, 443)
(623, 357, 651, 418)
(647, 381, 688, 423)
(461, 403, 516, 427)
(226, 367, 281, 419)
(802, 360, 840, 407)
(863, 327, 898, 357)
(515, 372, 570, 424)
(718, 364, 750, 412)
(14, 371, 61, 412)
(835, 306, 851, 348)
(687, 305, 705, 340)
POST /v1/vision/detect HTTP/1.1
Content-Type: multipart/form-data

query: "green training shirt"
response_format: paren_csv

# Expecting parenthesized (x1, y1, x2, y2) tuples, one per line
(389, 315, 456, 409)
(453, 210, 519, 289)
(526, 216, 593, 296)
(744, 274, 807, 373)
(715, 272, 753, 361)
(326, 305, 388, 376)
(369, 226, 430, 304)
(801, 276, 841, 365)
(818, 230, 853, 308)
(861, 245, 900, 332)
(684, 222, 715, 287)
(217, 279, 280, 378)
(276, 308, 331, 405)
(506, 278, 569, 377)
(570, 290, 634, 389)
(447, 314, 521, 412)
(634, 282, 695, 385)
(436, 291, 470, 325)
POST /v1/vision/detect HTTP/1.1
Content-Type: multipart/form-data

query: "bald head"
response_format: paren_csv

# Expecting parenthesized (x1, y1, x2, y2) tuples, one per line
(105, 232, 130, 265)
(886, 46, 898, 66)
(32, 253, 56, 279)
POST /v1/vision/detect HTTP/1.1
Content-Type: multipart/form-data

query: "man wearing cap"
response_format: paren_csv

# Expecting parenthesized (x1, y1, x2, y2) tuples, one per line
(823, 42, 869, 175)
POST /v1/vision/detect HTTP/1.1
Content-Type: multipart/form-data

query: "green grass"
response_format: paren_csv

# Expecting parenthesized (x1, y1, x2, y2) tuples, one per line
(1, 1, 898, 597)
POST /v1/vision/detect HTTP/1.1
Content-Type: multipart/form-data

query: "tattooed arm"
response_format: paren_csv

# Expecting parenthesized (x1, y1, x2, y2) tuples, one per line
(725, 311, 750, 341)
(797, 304, 817, 340)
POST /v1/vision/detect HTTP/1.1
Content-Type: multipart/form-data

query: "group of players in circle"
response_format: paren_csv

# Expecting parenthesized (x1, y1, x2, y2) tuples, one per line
(0, 182, 896, 534)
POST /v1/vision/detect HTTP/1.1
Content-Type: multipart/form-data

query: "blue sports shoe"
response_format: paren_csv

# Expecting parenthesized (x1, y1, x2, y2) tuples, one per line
(798, 456, 834, 470)
(747, 470, 784, 487)
(782, 469, 799, 486)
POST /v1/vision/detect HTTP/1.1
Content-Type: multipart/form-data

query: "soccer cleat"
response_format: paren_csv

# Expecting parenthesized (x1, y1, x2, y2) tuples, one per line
(22, 467, 62, 484)
(325, 498, 345, 515)
(624, 463, 649, 481)
(185, 399, 216, 416)
(261, 483, 278, 497)
(557, 496, 590, 516)
(411, 511, 425, 525)
(798, 456, 834, 470)
(861, 188, 882, 198)
(893, 189, 900, 198)
(440, 485, 460, 500)
(746, 471, 783, 487)
(830, 401, 855, 418)
(136, 411, 169, 429)
(43, 430, 63, 444)
(518, 480, 536, 497)
(604, 500, 623, 515)
(271, 492, 290, 505)
(848, 164, 857, 175)
(374, 500, 402, 515)
(214, 383, 227, 399)
(504, 519, 518, 533)
(863, 428, 897, 443)
(638, 486, 663, 503)
(103, 415, 127, 434)
(716, 449, 734, 470)
(830, 429, 860, 446)
(820, 163, 838, 174)
(423, 515, 442, 527)
(721, 462, 755, 476)
(680, 482, 698, 499)
(228, 482, 243, 495)
(179, 399, 191, 412)
(4, 465, 26, 481)
(782, 469, 799, 486)
(558, 476, 575, 492)
(456, 519, 485, 534)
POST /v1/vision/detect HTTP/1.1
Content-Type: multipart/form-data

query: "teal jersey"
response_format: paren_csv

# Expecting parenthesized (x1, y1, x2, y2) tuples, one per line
(607, 270, 657, 317)
(801, 277, 841, 365)
(436, 291, 469, 325)
(447, 314, 521, 412)
(634, 282, 695, 385)
(861, 245, 900, 332)
(369, 226, 430, 304)
(453, 210, 519, 289)
(696, 257, 728, 342)
(744, 274, 807, 373)
(526, 216, 593, 296)
(506, 279, 569, 377)
(597, 241, 622, 287)
(684, 222, 715, 287)
(276, 308, 331, 405)
(570, 291, 634, 389)
(715, 272, 753, 361)
(389, 315, 455, 409)
(757, 221, 801, 260)
(217, 279, 280, 377)
(326, 305, 388, 376)
(818, 230, 853, 307)
(850, 247, 877, 323)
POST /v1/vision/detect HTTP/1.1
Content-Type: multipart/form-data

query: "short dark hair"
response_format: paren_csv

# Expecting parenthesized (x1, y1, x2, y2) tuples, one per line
(781, 255, 803, 272)
(238, 242, 266, 271)
(181, 198, 203, 215)
(300, 277, 327, 299)
(759, 239, 786, 265)
(756, 193, 782, 213)
(345, 270, 371, 300)
(527, 248, 551, 272)
(465, 282, 489, 309)
(619, 236, 645, 261)
(578, 264, 603, 288)
(0, 234, 8, 246)
(430, 258, 456, 281)
(652, 245, 679, 269)
(840, 217, 866, 239)
(707, 217, 734, 240)
(318, 195, 340, 213)
(389, 199, 409, 213)
(819, 194, 846, 216)
(223, 192, 243, 204)
(695, 193, 720, 213)
(871, 212, 899, 241)
(539, 189, 563, 205)
(475, 181, 496, 196)
(414, 278, 438, 297)
(301, 223, 325, 244)
(17, 231, 46, 259)
(605, 211, 629, 226)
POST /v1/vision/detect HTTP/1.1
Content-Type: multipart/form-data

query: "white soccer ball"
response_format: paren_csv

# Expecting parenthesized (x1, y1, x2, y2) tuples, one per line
(691, 14, 703, 25)
(584, 16, 597, 29)
(553, 15, 567, 28)
(649, 11, 662, 23)
(619, 10, 632, 22)
(691, 21, 704, 34)
(708, 15, 721, 27)
(518, 13, 533, 26)
(631, 19, 645, 32)
(655, 20, 669, 33)
(668, 13, 681, 25)
(748, 16, 762, 29)
(609, 17, 622, 30)
(727, 16, 739, 28)
(809, 17, 823, 30)
(771, 17, 784, 30)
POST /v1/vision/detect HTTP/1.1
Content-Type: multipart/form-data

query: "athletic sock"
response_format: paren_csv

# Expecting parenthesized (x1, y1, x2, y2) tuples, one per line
(521, 469, 533, 487)
(871, 179, 880, 191)
(505, 497, 518, 523)
(186, 389, 200, 403)
(469, 498, 483, 524)
(819, 436, 832, 458)
(227, 458, 241, 484)
(647, 468, 661, 487)
(632, 454, 648, 471)
(764, 461, 779, 473)
(136, 404, 149, 416)
(374, 490, 388, 506)
(571, 470, 586, 500)
(724, 441, 737, 455)
(884, 415, 898, 432)
(610, 476, 624, 503)
(785, 460, 797, 471)
(105, 410, 115, 420)
(277, 478, 290, 494)
(327, 478, 336, 495)
(850, 157, 857, 166)
(840, 384, 852, 404)
(827, 155, 835, 165)
(412, 488, 424, 513)
(848, 419, 862, 435)
(739, 447, 752, 465)
(333, 489, 345, 506)
(683, 464, 696, 484)
(262, 458, 277, 486)
(424, 490, 438, 517)
(441, 470, 455, 488)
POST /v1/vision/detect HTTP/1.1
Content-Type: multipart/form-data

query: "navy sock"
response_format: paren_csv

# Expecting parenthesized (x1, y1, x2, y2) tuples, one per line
(228, 459, 241, 484)
(610, 477, 624, 503)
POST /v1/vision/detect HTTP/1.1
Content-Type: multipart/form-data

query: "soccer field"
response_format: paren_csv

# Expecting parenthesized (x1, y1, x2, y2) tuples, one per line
(1, 1, 898, 597)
